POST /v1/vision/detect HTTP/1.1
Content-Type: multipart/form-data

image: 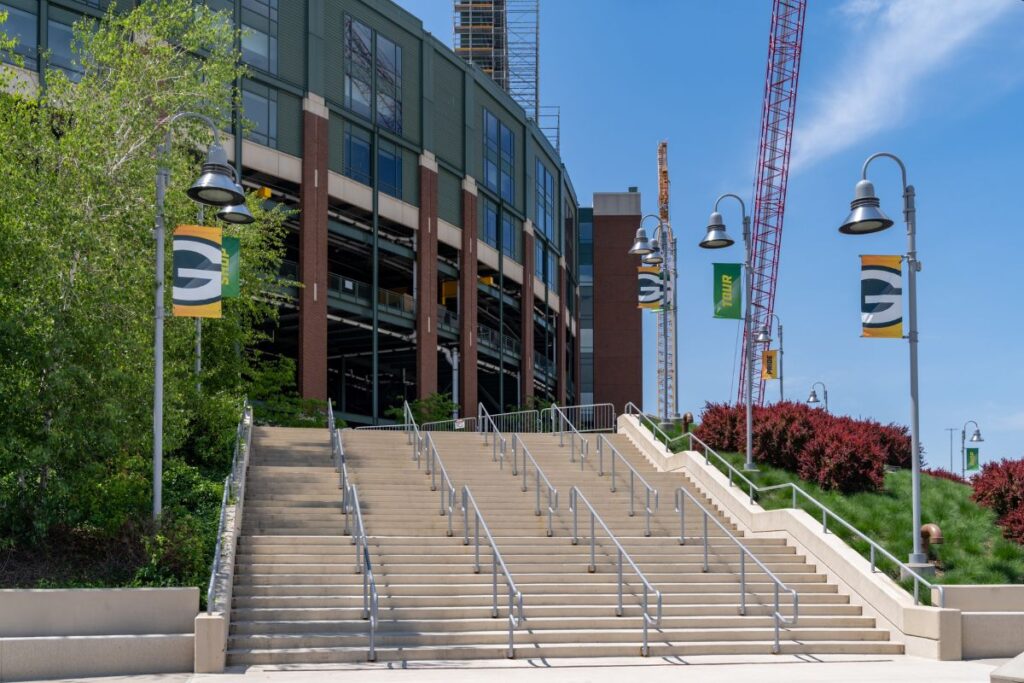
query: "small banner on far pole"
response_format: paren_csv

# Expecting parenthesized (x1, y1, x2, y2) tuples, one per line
(860, 255, 903, 338)
(222, 236, 240, 298)
(637, 266, 663, 309)
(761, 349, 779, 379)
(173, 225, 222, 318)
(713, 263, 742, 319)
(966, 448, 980, 472)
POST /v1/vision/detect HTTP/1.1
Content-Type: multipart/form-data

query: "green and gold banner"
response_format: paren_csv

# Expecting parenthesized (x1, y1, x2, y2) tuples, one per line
(966, 448, 980, 472)
(861, 255, 903, 338)
(173, 225, 222, 318)
(222, 236, 240, 299)
(761, 349, 779, 379)
(713, 263, 741, 319)
(637, 266, 663, 309)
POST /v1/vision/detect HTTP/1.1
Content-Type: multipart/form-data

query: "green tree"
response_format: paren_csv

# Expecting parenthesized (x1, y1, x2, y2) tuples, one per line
(0, 1, 290, 549)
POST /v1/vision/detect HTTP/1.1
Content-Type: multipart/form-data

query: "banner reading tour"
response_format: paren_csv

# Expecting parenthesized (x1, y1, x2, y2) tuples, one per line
(761, 349, 779, 379)
(637, 266, 664, 309)
(713, 263, 741, 319)
(860, 255, 903, 338)
(173, 225, 223, 318)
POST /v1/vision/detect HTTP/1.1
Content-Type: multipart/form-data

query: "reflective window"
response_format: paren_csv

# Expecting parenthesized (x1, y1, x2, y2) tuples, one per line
(481, 198, 498, 249)
(0, 3, 37, 70)
(535, 160, 555, 242)
(501, 213, 520, 262)
(376, 34, 401, 133)
(534, 239, 544, 280)
(483, 109, 514, 201)
(343, 124, 371, 185)
(378, 140, 402, 198)
(48, 19, 83, 81)
(243, 86, 277, 147)
(241, 0, 277, 74)
(344, 17, 372, 119)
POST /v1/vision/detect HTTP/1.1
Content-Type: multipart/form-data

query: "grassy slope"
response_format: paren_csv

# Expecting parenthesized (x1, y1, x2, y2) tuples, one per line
(707, 451, 1024, 587)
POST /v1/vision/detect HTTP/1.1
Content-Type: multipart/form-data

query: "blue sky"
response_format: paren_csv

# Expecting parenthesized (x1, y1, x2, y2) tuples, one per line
(396, 0, 1024, 472)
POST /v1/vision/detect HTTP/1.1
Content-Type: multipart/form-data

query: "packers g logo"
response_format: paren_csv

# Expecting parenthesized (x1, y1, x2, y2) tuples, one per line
(173, 225, 223, 318)
(860, 255, 902, 338)
(637, 267, 663, 309)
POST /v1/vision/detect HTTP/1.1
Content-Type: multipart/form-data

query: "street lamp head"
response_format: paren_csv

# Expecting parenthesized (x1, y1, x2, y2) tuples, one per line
(699, 211, 735, 249)
(642, 241, 664, 265)
(970, 428, 984, 443)
(839, 179, 894, 235)
(807, 389, 819, 405)
(628, 227, 654, 255)
(188, 143, 246, 207)
(217, 202, 255, 224)
(755, 326, 772, 344)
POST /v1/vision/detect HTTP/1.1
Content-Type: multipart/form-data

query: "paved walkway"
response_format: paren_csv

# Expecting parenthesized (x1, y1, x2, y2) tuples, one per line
(38, 655, 1004, 683)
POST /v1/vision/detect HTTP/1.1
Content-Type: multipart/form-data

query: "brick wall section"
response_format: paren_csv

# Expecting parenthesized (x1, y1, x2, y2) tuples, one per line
(592, 207, 642, 413)
(520, 224, 535, 402)
(416, 156, 439, 397)
(458, 180, 479, 417)
(298, 105, 328, 400)
(556, 262, 567, 404)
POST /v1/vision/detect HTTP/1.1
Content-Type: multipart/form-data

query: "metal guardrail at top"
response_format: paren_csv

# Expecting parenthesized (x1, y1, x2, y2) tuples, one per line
(353, 423, 409, 431)
(620, 404, 946, 607)
(674, 486, 797, 654)
(548, 403, 616, 433)
(487, 408, 542, 433)
(342, 482, 379, 662)
(623, 401, 689, 451)
(510, 434, 559, 537)
(477, 404, 508, 467)
(549, 403, 589, 469)
(422, 416, 478, 432)
(437, 305, 459, 330)
(207, 399, 253, 613)
(567, 487, 663, 657)
(460, 486, 525, 659)
(596, 434, 659, 537)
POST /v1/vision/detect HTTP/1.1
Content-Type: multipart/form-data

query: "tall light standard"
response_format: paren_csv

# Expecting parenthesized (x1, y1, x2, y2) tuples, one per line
(698, 194, 756, 471)
(154, 112, 246, 520)
(806, 381, 828, 412)
(628, 214, 678, 426)
(960, 420, 984, 478)
(755, 313, 783, 401)
(837, 151, 927, 567)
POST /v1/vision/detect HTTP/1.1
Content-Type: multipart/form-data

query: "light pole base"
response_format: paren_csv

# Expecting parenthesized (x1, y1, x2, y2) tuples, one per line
(901, 561, 935, 580)
(743, 462, 759, 473)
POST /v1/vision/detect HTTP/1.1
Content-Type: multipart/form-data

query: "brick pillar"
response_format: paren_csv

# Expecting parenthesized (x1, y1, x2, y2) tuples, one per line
(574, 286, 582, 404)
(416, 152, 439, 398)
(458, 178, 479, 417)
(298, 95, 328, 400)
(556, 258, 568, 405)
(520, 221, 535, 403)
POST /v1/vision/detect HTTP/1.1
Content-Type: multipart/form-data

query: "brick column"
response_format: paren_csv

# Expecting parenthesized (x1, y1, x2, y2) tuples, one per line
(458, 178, 479, 417)
(556, 257, 568, 405)
(298, 95, 328, 400)
(520, 220, 535, 403)
(574, 286, 582, 404)
(416, 152, 439, 398)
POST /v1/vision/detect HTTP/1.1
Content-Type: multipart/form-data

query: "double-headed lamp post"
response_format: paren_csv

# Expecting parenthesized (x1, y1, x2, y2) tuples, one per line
(960, 420, 984, 478)
(628, 213, 678, 426)
(153, 112, 249, 521)
(755, 313, 783, 401)
(807, 381, 828, 412)
(837, 151, 927, 567)
(698, 194, 756, 471)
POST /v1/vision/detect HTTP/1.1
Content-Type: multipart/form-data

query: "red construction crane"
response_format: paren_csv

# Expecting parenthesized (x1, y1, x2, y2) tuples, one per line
(737, 0, 807, 406)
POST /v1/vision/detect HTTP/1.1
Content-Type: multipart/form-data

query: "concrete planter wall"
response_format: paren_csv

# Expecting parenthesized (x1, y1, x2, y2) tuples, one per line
(0, 587, 197, 681)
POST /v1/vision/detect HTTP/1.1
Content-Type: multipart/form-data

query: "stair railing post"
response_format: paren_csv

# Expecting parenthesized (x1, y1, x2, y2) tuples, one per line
(597, 436, 604, 475)
(491, 551, 499, 618)
(641, 589, 649, 656)
(588, 510, 596, 573)
(570, 488, 579, 545)
(628, 470, 635, 517)
(644, 488, 652, 537)
(676, 488, 686, 545)
(462, 487, 470, 546)
(740, 551, 746, 616)
(534, 469, 541, 516)
(702, 511, 709, 572)
(610, 448, 617, 492)
(773, 583, 781, 654)
(474, 509, 481, 573)
(616, 547, 624, 616)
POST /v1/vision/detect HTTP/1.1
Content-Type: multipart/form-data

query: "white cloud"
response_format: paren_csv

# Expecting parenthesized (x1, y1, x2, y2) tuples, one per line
(792, 0, 1012, 171)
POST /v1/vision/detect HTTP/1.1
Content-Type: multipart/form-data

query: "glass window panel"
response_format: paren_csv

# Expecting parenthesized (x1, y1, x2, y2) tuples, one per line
(1, 4, 37, 70)
(343, 125, 371, 185)
(242, 27, 276, 73)
(47, 20, 82, 81)
(345, 74, 372, 119)
(242, 88, 277, 147)
(377, 92, 401, 134)
(378, 141, 402, 198)
(535, 240, 544, 280)
(483, 201, 498, 248)
(344, 17, 373, 118)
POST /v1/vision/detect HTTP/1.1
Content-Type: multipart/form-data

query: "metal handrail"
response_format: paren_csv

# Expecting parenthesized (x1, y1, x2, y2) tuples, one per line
(477, 403, 508, 467)
(343, 482, 379, 661)
(624, 401, 689, 451)
(207, 400, 252, 612)
(549, 403, 616, 433)
(423, 433, 457, 537)
(510, 434, 559, 537)
(624, 408, 945, 607)
(460, 486, 525, 658)
(674, 486, 798, 654)
(549, 403, 589, 469)
(596, 434, 659, 537)
(567, 487, 662, 656)
(353, 423, 408, 431)
(422, 416, 478, 432)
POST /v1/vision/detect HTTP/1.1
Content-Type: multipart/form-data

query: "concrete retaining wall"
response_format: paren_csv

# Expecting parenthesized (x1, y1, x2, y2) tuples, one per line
(0, 588, 197, 681)
(937, 586, 1024, 659)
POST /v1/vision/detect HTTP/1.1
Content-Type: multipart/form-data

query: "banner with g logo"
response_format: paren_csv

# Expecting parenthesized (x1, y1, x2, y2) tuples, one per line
(860, 255, 902, 338)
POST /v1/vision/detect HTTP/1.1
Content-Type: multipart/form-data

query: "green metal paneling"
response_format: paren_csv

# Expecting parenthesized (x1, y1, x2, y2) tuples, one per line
(277, 91, 302, 156)
(323, 0, 344, 105)
(432, 51, 463, 170)
(328, 111, 344, 173)
(278, 0, 307, 87)
(402, 147, 418, 206)
(438, 168, 461, 227)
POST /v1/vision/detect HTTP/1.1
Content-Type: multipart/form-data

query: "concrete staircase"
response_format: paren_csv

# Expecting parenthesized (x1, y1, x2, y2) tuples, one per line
(225, 425, 903, 665)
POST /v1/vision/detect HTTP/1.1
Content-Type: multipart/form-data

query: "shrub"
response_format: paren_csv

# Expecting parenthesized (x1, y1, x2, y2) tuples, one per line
(693, 402, 743, 452)
(751, 401, 822, 471)
(972, 459, 1024, 520)
(798, 421, 886, 493)
(923, 468, 968, 485)
(873, 422, 913, 469)
(1000, 507, 1024, 545)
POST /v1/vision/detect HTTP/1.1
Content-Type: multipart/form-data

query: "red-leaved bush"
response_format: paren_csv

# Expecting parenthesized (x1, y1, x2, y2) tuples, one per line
(971, 459, 1024, 520)
(872, 422, 913, 469)
(1000, 507, 1024, 545)
(922, 468, 968, 485)
(797, 421, 886, 494)
(751, 401, 823, 471)
(693, 403, 743, 453)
